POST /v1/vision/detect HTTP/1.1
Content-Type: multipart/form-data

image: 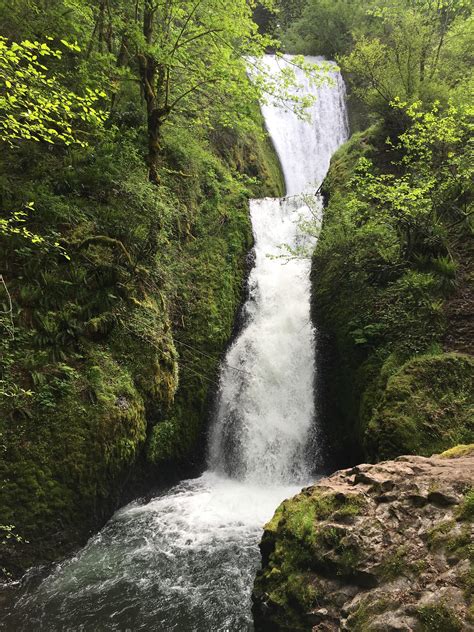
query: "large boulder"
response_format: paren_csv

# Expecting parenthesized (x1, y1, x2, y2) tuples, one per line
(253, 447, 474, 631)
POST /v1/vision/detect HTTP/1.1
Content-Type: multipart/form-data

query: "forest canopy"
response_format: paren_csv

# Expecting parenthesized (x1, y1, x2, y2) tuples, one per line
(281, 0, 472, 114)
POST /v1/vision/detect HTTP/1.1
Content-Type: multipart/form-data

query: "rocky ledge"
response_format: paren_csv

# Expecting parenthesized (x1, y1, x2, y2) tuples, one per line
(252, 446, 474, 631)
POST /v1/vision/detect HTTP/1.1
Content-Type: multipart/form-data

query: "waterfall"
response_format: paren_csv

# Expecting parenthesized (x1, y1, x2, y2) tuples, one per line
(3, 56, 348, 632)
(209, 57, 348, 485)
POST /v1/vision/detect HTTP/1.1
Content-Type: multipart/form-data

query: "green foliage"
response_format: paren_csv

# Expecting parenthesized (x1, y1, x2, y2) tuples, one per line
(0, 37, 105, 146)
(456, 489, 474, 522)
(0, 203, 70, 261)
(283, 0, 370, 58)
(0, 203, 44, 245)
(0, 120, 275, 574)
(0, 525, 25, 546)
(290, 0, 471, 98)
(276, 0, 307, 31)
(340, 1, 472, 114)
(366, 353, 474, 460)
(311, 99, 473, 461)
(344, 101, 473, 262)
(282, 0, 473, 130)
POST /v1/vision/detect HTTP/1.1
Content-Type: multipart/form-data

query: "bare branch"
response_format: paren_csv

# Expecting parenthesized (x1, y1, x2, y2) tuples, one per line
(169, 77, 219, 110)
(175, 28, 224, 51)
(169, 0, 206, 57)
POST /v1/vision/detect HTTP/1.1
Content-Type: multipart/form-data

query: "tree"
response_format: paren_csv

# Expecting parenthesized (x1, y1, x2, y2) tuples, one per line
(276, 0, 307, 31)
(83, 0, 328, 183)
(282, 0, 372, 58)
(0, 37, 104, 260)
(347, 100, 473, 259)
(78, 0, 276, 182)
(341, 0, 471, 113)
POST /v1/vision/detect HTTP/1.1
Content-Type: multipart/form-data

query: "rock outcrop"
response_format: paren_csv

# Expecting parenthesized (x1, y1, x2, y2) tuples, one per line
(252, 446, 474, 631)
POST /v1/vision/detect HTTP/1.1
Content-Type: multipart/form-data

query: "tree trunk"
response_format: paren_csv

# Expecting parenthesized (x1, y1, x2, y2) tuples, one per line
(98, 0, 105, 53)
(138, 0, 169, 184)
(147, 108, 163, 184)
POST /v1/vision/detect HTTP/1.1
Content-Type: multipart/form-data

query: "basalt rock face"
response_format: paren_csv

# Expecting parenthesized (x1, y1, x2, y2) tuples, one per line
(252, 447, 474, 631)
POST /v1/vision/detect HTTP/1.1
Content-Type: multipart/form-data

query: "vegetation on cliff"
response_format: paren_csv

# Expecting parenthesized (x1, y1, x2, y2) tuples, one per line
(0, 0, 286, 578)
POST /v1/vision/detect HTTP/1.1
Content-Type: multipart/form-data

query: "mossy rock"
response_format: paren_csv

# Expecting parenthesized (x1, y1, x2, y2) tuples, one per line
(253, 489, 367, 631)
(439, 444, 474, 459)
(365, 352, 474, 460)
(321, 123, 381, 198)
(416, 603, 464, 632)
(0, 347, 147, 576)
(253, 452, 474, 631)
(110, 296, 178, 411)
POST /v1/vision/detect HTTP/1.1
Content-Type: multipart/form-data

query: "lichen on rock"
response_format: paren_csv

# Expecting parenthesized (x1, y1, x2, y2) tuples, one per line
(252, 447, 474, 631)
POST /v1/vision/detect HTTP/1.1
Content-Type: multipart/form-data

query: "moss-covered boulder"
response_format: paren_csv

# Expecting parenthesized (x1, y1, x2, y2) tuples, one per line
(0, 337, 176, 577)
(365, 353, 474, 460)
(253, 448, 474, 631)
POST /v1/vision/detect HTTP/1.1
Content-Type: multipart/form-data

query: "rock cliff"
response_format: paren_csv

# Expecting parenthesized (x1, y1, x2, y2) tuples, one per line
(253, 446, 474, 631)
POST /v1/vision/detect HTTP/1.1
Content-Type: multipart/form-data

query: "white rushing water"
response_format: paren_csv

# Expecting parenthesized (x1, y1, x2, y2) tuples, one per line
(209, 56, 347, 485)
(1, 56, 348, 632)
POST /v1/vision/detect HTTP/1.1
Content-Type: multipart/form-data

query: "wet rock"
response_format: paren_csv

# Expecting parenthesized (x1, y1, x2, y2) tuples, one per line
(252, 447, 474, 631)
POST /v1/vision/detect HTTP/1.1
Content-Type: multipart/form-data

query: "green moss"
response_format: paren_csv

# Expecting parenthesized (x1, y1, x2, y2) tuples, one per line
(426, 520, 457, 550)
(468, 602, 474, 625)
(377, 546, 413, 581)
(254, 490, 368, 630)
(0, 346, 148, 575)
(456, 489, 474, 522)
(147, 420, 180, 463)
(254, 534, 319, 631)
(333, 494, 366, 519)
(440, 444, 474, 459)
(365, 353, 474, 460)
(110, 297, 178, 410)
(266, 490, 366, 545)
(212, 101, 285, 198)
(286, 572, 320, 610)
(426, 516, 473, 566)
(346, 597, 393, 632)
(416, 604, 463, 632)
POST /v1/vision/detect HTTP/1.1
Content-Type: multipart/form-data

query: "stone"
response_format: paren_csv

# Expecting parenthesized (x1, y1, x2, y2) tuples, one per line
(252, 448, 474, 631)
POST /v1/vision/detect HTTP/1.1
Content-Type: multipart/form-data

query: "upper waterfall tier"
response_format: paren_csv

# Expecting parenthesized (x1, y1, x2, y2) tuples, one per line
(260, 55, 348, 196)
